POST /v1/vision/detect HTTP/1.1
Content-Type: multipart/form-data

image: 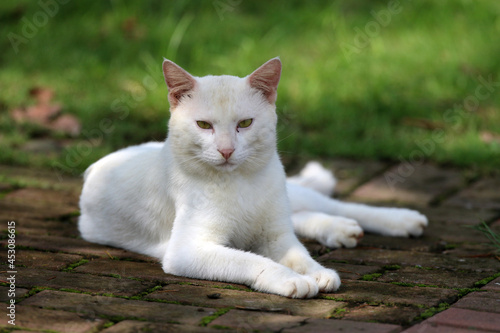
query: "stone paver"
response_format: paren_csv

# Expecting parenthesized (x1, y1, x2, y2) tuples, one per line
(348, 163, 465, 205)
(403, 308, 500, 332)
(418, 206, 498, 225)
(342, 304, 421, 326)
(282, 318, 402, 333)
(327, 280, 458, 308)
(0, 267, 155, 297)
(483, 276, 500, 292)
(0, 286, 29, 302)
(452, 291, 500, 313)
(2, 162, 499, 332)
(146, 284, 345, 317)
(1, 188, 79, 220)
(322, 158, 390, 197)
(0, 305, 105, 333)
(0, 234, 156, 262)
(377, 266, 495, 289)
(318, 248, 500, 272)
(21, 290, 216, 325)
(102, 320, 231, 332)
(443, 177, 500, 210)
(210, 310, 308, 331)
(0, 249, 83, 271)
(74, 258, 252, 290)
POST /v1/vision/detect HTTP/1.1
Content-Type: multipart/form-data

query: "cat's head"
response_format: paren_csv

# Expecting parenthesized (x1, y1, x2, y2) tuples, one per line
(162, 58, 281, 174)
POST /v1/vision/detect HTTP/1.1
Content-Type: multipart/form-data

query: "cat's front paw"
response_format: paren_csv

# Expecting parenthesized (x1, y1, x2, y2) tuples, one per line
(374, 208, 428, 237)
(280, 274, 319, 298)
(253, 268, 318, 298)
(316, 216, 364, 248)
(308, 268, 341, 293)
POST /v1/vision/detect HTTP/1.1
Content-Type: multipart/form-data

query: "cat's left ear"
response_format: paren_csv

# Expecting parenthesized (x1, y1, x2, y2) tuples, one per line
(248, 57, 282, 104)
(162, 59, 197, 109)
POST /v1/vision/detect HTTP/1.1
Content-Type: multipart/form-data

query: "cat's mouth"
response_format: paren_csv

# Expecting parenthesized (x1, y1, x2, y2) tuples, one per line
(217, 160, 237, 170)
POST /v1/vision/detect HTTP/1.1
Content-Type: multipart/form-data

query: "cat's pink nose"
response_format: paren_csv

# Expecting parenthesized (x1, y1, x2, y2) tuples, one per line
(218, 148, 234, 160)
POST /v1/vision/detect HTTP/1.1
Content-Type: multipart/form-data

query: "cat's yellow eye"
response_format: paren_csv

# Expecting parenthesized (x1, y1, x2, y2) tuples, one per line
(237, 119, 253, 129)
(197, 121, 212, 130)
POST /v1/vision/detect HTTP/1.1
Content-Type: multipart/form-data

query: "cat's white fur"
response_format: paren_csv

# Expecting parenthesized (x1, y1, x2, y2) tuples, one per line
(79, 58, 427, 298)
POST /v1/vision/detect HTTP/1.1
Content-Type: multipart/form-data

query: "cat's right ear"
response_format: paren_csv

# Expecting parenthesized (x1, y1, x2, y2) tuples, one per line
(248, 57, 282, 104)
(162, 59, 196, 109)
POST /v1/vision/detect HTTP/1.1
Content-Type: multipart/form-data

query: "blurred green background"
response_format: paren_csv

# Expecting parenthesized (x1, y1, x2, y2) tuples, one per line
(1, 0, 500, 176)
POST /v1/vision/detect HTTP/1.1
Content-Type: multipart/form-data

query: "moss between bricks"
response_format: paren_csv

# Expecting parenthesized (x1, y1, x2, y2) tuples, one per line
(361, 273, 382, 281)
(473, 272, 500, 287)
(94, 284, 166, 301)
(415, 303, 450, 321)
(199, 308, 231, 327)
(102, 322, 115, 329)
(14, 286, 55, 303)
(456, 288, 482, 298)
(391, 282, 440, 288)
(61, 259, 89, 272)
(329, 307, 347, 319)
(320, 295, 346, 302)
(389, 280, 483, 298)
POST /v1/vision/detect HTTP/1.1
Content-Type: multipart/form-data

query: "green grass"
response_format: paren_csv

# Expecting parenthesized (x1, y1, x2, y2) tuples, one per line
(1, 0, 500, 174)
(467, 222, 500, 254)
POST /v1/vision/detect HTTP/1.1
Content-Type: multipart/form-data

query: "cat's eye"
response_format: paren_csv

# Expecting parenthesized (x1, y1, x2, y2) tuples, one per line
(237, 119, 253, 129)
(196, 121, 212, 130)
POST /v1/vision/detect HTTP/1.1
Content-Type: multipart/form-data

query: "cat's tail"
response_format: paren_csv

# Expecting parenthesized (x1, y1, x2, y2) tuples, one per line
(287, 161, 336, 197)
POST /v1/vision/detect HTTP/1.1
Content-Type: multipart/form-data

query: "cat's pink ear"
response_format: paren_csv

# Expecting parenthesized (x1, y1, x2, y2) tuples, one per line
(162, 59, 196, 109)
(248, 57, 282, 104)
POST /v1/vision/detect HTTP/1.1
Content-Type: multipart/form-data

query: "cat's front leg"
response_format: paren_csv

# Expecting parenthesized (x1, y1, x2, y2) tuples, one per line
(162, 214, 319, 298)
(261, 230, 341, 293)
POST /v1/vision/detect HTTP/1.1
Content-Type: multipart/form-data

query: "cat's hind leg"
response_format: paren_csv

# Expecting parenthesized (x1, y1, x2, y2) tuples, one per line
(287, 182, 428, 237)
(292, 211, 363, 248)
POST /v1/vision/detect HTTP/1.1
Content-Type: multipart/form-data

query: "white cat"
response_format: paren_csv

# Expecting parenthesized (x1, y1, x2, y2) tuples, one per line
(79, 58, 427, 298)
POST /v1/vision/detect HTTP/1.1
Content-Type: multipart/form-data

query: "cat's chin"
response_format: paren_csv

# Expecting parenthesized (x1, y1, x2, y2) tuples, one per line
(214, 161, 239, 172)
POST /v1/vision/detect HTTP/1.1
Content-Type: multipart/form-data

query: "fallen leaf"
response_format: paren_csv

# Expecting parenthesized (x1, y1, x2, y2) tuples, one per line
(10, 86, 81, 136)
(480, 131, 500, 145)
(50, 114, 81, 136)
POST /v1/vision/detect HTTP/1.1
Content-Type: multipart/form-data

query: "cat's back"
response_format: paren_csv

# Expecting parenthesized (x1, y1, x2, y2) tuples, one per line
(84, 142, 164, 182)
(81, 141, 169, 211)
(79, 141, 175, 257)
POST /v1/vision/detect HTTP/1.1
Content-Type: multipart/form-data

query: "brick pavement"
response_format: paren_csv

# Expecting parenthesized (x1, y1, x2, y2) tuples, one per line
(0, 160, 499, 332)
